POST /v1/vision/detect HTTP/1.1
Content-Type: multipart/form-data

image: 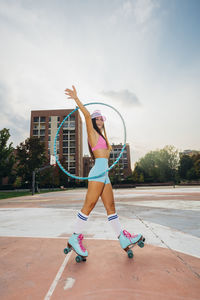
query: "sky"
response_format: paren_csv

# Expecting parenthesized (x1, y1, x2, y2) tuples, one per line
(0, 0, 200, 168)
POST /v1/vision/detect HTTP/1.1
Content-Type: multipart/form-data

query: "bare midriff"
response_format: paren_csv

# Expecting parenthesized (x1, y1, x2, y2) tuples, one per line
(93, 149, 111, 159)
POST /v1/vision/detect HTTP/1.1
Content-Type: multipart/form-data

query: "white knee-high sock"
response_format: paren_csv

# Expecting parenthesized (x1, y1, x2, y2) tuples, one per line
(74, 211, 89, 234)
(108, 213, 122, 238)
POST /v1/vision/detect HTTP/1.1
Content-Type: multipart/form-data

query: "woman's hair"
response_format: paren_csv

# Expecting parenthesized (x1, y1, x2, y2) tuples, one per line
(88, 118, 112, 160)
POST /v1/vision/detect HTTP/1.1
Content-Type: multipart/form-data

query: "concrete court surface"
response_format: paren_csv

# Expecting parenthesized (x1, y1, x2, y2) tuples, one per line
(0, 186, 200, 300)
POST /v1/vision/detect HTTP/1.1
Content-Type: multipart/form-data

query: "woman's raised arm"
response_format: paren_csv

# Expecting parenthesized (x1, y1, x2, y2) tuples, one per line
(64, 85, 95, 138)
(65, 85, 90, 118)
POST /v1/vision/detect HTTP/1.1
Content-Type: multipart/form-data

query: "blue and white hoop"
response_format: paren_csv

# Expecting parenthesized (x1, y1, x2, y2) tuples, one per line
(54, 102, 126, 180)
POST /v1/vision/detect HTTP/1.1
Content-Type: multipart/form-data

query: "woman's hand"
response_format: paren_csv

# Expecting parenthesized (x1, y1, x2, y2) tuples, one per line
(64, 85, 78, 100)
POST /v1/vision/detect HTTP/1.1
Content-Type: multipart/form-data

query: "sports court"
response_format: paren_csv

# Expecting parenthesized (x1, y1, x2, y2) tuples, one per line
(0, 186, 200, 300)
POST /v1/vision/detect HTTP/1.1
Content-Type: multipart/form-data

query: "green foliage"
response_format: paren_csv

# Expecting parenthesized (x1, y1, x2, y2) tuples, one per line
(16, 136, 47, 187)
(13, 176, 22, 188)
(179, 154, 200, 180)
(109, 163, 122, 184)
(132, 145, 179, 183)
(0, 128, 15, 186)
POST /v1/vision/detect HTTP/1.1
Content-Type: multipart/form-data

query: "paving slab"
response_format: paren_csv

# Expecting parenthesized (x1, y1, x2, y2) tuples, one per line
(0, 186, 200, 299)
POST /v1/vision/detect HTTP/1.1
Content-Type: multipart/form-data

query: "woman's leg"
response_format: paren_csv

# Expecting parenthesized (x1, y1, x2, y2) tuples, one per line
(101, 183, 122, 238)
(81, 181, 105, 215)
(100, 183, 115, 215)
(101, 183, 143, 247)
(73, 181, 105, 235)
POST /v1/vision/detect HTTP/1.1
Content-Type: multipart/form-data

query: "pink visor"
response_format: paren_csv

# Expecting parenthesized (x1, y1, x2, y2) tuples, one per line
(91, 110, 106, 121)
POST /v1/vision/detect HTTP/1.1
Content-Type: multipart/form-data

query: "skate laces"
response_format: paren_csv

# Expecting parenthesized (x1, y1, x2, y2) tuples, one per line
(78, 234, 86, 252)
(123, 230, 138, 242)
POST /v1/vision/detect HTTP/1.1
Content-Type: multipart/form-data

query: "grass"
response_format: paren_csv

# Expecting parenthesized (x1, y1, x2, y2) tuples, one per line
(0, 189, 62, 200)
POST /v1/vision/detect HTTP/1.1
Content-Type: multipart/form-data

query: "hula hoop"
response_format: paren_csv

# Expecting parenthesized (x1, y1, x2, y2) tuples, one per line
(54, 102, 126, 180)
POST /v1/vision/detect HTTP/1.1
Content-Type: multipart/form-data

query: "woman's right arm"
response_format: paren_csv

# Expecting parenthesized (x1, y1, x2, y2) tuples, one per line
(65, 85, 95, 138)
(65, 85, 90, 118)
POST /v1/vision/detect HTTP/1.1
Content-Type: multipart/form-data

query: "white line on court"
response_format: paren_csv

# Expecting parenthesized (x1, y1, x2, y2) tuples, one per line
(44, 251, 72, 300)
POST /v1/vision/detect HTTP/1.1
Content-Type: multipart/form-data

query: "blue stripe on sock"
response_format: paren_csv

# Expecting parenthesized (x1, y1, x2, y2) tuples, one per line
(78, 213, 88, 221)
(108, 215, 118, 221)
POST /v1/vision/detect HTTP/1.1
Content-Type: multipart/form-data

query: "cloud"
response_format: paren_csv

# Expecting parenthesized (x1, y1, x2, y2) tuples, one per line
(109, 0, 159, 27)
(133, 0, 159, 25)
(100, 89, 141, 106)
(0, 82, 29, 146)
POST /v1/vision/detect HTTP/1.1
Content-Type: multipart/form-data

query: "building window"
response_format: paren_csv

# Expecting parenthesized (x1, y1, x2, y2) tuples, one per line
(33, 117, 39, 122)
(49, 117, 51, 122)
(70, 168, 76, 174)
(69, 121, 75, 128)
(63, 121, 68, 128)
(48, 130, 51, 135)
(70, 148, 75, 154)
(70, 141, 75, 147)
(40, 116, 46, 122)
(57, 116, 60, 121)
(33, 130, 38, 135)
(70, 134, 75, 140)
(40, 136, 45, 141)
(63, 141, 68, 147)
(49, 123, 51, 128)
(48, 136, 51, 141)
(40, 130, 45, 136)
(63, 148, 68, 154)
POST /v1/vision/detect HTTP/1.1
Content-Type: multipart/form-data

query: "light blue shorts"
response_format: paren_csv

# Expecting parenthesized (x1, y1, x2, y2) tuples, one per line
(88, 158, 110, 184)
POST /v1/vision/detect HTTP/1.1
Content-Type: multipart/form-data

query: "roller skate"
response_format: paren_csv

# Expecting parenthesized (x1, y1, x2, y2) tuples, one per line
(64, 233, 88, 263)
(118, 230, 145, 259)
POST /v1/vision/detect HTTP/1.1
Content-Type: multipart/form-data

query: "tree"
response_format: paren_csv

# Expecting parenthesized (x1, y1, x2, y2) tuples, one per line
(178, 155, 193, 179)
(133, 145, 179, 183)
(109, 163, 122, 184)
(194, 157, 200, 178)
(178, 153, 200, 181)
(0, 128, 15, 186)
(16, 137, 47, 187)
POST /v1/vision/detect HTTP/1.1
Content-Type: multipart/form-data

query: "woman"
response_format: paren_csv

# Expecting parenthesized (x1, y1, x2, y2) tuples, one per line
(64, 85, 143, 258)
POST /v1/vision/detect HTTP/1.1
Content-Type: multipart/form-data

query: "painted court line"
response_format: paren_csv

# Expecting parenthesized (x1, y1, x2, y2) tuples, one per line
(44, 251, 72, 300)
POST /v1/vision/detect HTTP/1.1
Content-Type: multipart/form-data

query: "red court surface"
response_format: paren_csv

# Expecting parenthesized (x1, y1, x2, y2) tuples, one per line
(0, 187, 200, 299)
(0, 237, 200, 300)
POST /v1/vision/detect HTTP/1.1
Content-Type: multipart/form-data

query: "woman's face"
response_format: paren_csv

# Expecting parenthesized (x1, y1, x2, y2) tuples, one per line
(95, 117, 104, 130)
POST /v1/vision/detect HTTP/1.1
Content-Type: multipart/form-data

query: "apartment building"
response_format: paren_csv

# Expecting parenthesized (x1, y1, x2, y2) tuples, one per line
(30, 109, 83, 177)
(109, 143, 132, 178)
(180, 150, 200, 157)
(83, 155, 94, 178)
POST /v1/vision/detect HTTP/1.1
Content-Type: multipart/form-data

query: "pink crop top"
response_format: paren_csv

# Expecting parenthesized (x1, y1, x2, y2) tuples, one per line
(89, 134, 108, 152)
